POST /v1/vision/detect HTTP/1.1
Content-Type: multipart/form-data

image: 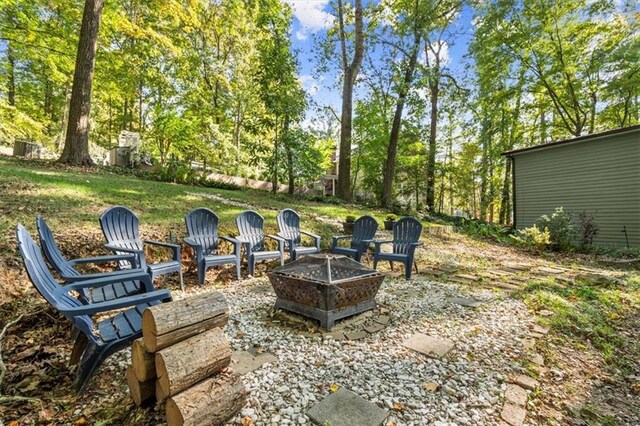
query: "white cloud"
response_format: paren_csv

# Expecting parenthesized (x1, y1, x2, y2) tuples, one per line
(419, 40, 450, 67)
(284, 0, 335, 39)
(299, 74, 320, 95)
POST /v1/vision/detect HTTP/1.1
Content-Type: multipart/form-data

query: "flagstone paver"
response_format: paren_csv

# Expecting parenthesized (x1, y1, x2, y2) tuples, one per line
(451, 297, 482, 308)
(374, 315, 390, 325)
(232, 350, 278, 375)
(530, 353, 544, 366)
(501, 402, 526, 426)
(505, 384, 528, 406)
(364, 323, 385, 334)
(306, 388, 389, 426)
(403, 333, 455, 358)
(513, 374, 539, 391)
(532, 325, 549, 335)
(345, 331, 368, 341)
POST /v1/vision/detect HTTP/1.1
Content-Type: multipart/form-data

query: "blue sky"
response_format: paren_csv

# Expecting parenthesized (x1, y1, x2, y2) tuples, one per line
(284, 0, 475, 115)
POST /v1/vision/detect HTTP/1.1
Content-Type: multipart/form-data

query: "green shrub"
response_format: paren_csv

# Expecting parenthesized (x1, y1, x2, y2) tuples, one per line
(578, 210, 598, 249)
(535, 207, 576, 250)
(345, 215, 356, 223)
(386, 213, 397, 221)
(512, 225, 551, 250)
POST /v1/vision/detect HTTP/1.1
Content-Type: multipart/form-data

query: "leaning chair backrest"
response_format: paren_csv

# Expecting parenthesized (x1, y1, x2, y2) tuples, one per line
(352, 215, 378, 247)
(185, 208, 219, 252)
(236, 210, 266, 251)
(16, 225, 84, 313)
(36, 215, 74, 277)
(393, 217, 423, 255)
(17, 225, 96, 340)
(277, 209, 301, 244)
(100, 206, 143, 250)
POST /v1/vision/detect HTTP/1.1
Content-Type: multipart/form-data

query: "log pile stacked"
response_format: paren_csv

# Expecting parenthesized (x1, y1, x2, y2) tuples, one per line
(126, 291, 248, 426)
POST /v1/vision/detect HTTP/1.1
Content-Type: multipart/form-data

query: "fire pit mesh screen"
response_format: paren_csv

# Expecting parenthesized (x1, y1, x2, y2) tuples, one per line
(273, 254, 378, 284)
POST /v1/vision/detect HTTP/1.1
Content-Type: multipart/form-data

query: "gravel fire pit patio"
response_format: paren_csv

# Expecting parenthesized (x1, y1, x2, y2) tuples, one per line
(268, 254, 385, 330)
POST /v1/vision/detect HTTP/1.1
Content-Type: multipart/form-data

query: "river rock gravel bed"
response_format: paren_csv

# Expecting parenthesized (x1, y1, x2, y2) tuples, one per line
(182, 276, 536, 425)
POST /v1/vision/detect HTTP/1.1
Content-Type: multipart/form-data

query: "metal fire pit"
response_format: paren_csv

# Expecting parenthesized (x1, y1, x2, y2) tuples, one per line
(268, 254, 385, 330)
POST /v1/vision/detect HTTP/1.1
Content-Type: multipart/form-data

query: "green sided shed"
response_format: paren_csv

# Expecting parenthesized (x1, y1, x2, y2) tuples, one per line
(502, 125, 640, 247)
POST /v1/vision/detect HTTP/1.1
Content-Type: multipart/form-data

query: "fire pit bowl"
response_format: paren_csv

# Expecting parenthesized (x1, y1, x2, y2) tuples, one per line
(268, 254, 385, 330)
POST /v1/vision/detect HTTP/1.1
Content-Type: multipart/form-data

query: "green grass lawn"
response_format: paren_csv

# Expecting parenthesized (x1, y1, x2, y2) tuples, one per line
(0, 155, 394, 254)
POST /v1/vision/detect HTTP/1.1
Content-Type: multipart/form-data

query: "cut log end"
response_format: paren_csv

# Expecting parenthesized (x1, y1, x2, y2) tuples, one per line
(166, 370, 247, 426)
(132, 338, 156, 381)
(141, 309, 159, 352)
(126, 365, 155, 406)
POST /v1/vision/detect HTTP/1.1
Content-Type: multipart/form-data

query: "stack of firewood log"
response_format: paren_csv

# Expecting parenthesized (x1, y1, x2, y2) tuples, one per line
(126, 291, 248, 426)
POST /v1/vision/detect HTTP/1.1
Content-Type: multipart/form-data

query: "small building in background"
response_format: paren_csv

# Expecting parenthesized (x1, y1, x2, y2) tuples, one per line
(109, 130, 141, 167)
(503, 125, 640, 247)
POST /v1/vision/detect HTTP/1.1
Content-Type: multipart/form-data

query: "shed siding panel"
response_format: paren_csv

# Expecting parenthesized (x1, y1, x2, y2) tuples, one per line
(514, 131, 640, 247)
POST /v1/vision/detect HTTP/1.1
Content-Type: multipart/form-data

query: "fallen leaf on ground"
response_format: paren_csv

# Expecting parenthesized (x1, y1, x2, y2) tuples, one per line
(393, 402, 405, 411)
(329, 384, 340, 392)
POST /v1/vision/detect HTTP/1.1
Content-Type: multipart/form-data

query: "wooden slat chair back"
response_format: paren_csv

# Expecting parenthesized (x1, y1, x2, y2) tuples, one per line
(236, 210, 284, 276)
(37, 215, 143, 302)
(16, 224, 171, 393)
(373, 216, 424, 279)
(330, 215, 378, 262)
(276, 208, 321, 261)
(185, 208, 241, 283)
(100, 206, 183, 290)
(99, 206, 144, 268)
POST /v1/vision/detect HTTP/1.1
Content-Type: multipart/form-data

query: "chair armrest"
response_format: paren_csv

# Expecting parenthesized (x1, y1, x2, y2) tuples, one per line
(183, 237, 201, 248)
(143, 240, 181, 261)
(333, 235, 352, 241)
(373, 240, 393, 247)
(301, 230, 321, 240)
(69, 254, 137, 266)
(65, 270, 151, 291)
(266, 234, 285, 252)
(62, 268, 145, 283)
(410, 242, 424, 247)
(104, 244, 143, 255)
(220, 236, 241, 254)
(64, 290, 172, 316)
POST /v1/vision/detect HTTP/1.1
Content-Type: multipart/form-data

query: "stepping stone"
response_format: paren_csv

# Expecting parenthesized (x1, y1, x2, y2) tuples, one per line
(505, 384, 528, 406)
(535, 267, 565, 275)
(522, 339, 536, 351)
(532, 325, 549, 335)
(306, 388, 389, 426)
(374, 315, 390, 325)
(423, 268, 446, 277)
(323, 332, 346, 341)
(456, 274, 480, 281)
(505, 263, 531, 271)
(345, 331, 368, 341)
(449, 277, 472, 285)
(364, 323, 385, 334)
(538, 310, 554, 317)
(402, 333, 455, 358)
(512, 374, 539, 391)
(492, 270, 515, 276)
(493, 282, 520, 290)
(530, 353, 544, 366)
(232, 350, 277, 375)
(501, 402, 526, 426)
(451, 297, 482, 308)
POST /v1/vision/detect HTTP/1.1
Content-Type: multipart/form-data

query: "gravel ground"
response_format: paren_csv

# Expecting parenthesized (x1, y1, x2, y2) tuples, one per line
(173, 276, 539, 425)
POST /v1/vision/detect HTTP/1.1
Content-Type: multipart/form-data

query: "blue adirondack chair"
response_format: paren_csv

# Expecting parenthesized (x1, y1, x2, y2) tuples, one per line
(16, 224, 172, 393)
(236, 210, 284, 276)
(36, 216, 151, 304)
(185, 208, 242, 284)
(276, 209, 321, 261)
(330, 215, 378, 262)
(100, 206, 184, 290)
(373, 216, 423, 279)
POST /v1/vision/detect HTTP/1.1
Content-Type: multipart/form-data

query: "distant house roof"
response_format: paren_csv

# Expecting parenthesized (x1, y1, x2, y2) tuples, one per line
(502, 125, 640, 156)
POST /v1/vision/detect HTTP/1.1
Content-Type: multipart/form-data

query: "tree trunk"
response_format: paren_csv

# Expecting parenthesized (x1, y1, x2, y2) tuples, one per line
(381, 30, 421, 208)
(165, 370, 248, 426)
(286, 138, 294, 195)
(272, 115, 279, 194)
(7, 42, 15, 107)
(59, 0, 104, 166)
(126, 365, 155, 406)
(426, 76, 439, 212)
(142, 292, 229, 352)
(336, 0, 364, 202)
(132, 339, 156, 382)
(155, 328, 231, 398)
